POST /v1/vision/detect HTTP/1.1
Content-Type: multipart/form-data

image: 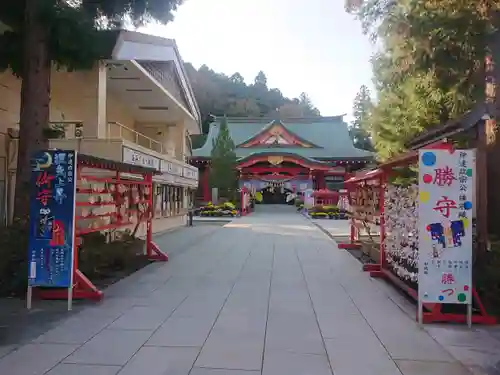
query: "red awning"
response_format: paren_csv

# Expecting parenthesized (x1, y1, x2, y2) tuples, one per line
(344, 168, 383, 184)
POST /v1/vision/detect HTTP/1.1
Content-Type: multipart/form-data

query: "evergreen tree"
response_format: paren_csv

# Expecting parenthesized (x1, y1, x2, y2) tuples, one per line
(299, 92, 321, 117)
(209, 117, 238, 199)
(345, 0, 490, 159)
(254, 70, 268, 87)
(350, 85, 374, 151)
(0, 0, 183, 219)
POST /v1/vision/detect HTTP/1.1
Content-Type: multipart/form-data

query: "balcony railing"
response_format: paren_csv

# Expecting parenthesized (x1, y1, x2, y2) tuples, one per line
(47, 121, 164, 155)
(106, 122, 164, 154)
(47, 121, 192, 163)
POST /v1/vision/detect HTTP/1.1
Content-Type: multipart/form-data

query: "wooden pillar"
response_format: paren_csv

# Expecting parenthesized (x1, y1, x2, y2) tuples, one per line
(476, 54, 496, 254)
(477, 119, 489, 255)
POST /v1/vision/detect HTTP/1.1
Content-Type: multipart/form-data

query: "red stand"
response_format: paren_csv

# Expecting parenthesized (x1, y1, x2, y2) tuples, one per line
(36, 155, 168, 302)
(240, 187, 248, 216)
(369, 268, 495, 324)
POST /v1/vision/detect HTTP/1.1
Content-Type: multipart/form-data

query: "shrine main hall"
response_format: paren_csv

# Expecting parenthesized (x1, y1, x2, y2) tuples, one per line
(190, 116, 374, 204)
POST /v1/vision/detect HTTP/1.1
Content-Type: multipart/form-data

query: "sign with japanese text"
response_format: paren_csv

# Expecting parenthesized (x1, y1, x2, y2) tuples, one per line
(27, 150, 77, 288)
(160, 160, 182, 176)
(238, 179, 313, 192)
(418, 149, 474, 304)
(123, 147, 160, 170)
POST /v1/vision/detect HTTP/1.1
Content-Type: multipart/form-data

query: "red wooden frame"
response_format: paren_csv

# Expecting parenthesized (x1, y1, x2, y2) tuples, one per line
(341, 141, 495, 324)
(312, 189, 340, 205)
(35, 157, 168, 302)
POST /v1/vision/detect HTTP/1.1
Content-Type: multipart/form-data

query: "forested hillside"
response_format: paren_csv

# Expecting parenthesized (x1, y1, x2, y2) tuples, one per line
(185, 63, 320, 147)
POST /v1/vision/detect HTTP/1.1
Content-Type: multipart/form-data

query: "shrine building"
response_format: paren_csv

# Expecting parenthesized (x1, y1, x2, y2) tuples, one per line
(190, 116, 374, 204)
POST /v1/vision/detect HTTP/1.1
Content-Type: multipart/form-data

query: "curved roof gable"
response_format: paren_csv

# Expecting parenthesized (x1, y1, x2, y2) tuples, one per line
(237, 120, 320, 148)
(192, 116, 374, 160)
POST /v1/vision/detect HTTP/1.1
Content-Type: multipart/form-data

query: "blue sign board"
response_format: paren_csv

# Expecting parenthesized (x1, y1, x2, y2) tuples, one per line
(28, 150, 77, 287)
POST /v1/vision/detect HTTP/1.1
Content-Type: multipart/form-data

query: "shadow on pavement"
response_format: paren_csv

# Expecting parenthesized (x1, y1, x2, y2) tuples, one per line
(0, 223, 222, 355)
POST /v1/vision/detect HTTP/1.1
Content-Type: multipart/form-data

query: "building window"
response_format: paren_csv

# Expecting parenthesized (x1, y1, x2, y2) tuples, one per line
(153, 184, 193, 217)
(325, 175, 345, 192)
(162, 185, 169, 217)
(175, 187, 182, 214)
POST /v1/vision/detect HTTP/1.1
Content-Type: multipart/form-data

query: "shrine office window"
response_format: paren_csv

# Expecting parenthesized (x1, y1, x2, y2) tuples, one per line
(161, 185, 170, 217)
(325, 175, 344, 191)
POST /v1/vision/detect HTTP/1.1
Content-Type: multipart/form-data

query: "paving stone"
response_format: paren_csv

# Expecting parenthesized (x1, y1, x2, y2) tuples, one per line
(0, 343, 79, 375)
(266, 313, 325, 355)
(190, 368, 260, 375)
(118, 346, 199, 375)
(35, 314, 115, 344)
(170, 297, 227, 319)
(444, 345, 500, 368)
(146, 316, 215, 347)
(46, 363, 121, 375)
(395, 359, 472, 375)
(108, 306, 171, 331)
(83, 297, 146, 316)
(211, 310, 267, 339)
(262, 350, 332, 375)
(316, 311, 374, 339)
(325, 337, 401, 375)
(0, 344, 16, 359)
(372, 325, 455, 362)
(195, 336, 264, 371)
(425, 326, 500, 349)
(64, 329, 152, 366)
(1, 210, 480, 375)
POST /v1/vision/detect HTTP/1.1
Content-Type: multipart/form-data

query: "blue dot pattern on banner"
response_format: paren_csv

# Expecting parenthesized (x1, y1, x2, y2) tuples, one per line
(422, 152, 436, 166)
(464, 201, 472, 210)
(439, 295, 444, 301)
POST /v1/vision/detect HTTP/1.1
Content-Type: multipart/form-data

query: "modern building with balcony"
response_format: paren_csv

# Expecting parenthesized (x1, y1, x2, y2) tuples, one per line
(0, 30, 200, 233)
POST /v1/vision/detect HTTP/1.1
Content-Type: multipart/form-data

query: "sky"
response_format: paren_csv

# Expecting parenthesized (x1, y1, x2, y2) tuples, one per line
(140, 0, 375, 119)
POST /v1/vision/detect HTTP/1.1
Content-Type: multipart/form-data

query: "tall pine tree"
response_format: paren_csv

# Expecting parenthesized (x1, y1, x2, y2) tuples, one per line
(209, 117, 238, 200)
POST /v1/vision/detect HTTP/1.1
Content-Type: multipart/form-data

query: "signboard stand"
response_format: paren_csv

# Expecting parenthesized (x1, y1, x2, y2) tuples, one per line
(418, 149, 474, 326)
(343, 141, 496, 325)
(28, 152, 168, 307)
(27, 150, 78, 311)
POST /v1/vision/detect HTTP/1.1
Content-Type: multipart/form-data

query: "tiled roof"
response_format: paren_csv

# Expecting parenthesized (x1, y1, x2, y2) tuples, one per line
(192, 117, 374, 160)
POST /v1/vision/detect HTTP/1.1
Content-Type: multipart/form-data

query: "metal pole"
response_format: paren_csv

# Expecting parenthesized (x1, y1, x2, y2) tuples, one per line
(467, 303, 472, 328)
(27, 286, 32, 310)
(68, 286, 73, 311)
(418, 300, 423, 326)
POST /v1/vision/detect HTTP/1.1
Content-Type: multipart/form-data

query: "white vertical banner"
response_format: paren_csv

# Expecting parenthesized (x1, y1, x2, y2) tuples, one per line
(418, 149, 474, 305)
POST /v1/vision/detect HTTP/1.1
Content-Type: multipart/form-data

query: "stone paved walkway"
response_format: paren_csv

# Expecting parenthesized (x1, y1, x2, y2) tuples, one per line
(0, 206, 478, 375)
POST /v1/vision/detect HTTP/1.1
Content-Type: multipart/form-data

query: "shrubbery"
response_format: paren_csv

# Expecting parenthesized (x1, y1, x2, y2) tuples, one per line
(0, 220, 29, 296)
(475, 242, 500, 316)
(0, 221, 150, 297)
(308, 205, 348, 220)
(78, 232, 150, 283)
(198, 201, 238, 217)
